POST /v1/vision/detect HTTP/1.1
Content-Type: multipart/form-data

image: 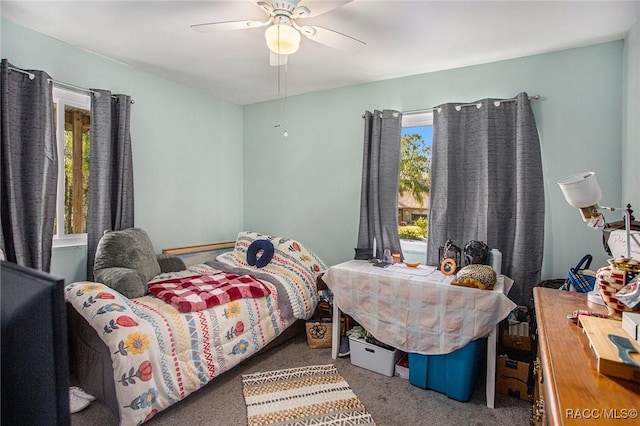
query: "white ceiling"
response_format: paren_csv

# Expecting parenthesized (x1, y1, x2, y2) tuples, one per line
(2, 1, 639, 105)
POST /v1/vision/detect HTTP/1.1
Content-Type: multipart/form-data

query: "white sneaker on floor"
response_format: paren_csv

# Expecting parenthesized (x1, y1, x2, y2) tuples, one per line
(70, 386, 96, 402)
(69, 390, 91, 414)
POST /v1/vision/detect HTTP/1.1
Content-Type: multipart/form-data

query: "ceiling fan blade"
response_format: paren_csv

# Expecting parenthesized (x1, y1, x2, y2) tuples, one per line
(270, 51, 289, 66)
(254, 1, 274, 15)
(191, 19, 270, 32)
(293, 0, 352, 18)
(296, 25, 365, 51)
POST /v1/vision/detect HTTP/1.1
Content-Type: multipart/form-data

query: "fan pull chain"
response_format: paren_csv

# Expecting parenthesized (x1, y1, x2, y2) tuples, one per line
(273, 61, 289, 138)
(271, 24, 288, 138)
(275, 50, 281, 129)
(283, 62, 288, 138)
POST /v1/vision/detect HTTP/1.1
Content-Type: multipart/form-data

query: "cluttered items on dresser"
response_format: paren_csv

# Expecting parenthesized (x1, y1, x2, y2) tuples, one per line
(596, 257, 640, 318)
(560, 254, 597, 292)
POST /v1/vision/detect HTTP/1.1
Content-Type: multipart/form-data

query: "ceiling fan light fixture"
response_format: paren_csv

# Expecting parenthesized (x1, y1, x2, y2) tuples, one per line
(265, 23, 300, 55)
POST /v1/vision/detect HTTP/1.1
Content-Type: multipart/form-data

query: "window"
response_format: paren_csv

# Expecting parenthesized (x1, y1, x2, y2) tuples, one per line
(398, 111, 432, 262)
(52, 88, 91, 247)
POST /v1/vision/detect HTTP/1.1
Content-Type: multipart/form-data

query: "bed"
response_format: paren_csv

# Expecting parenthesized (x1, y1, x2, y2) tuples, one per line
(66, 231, 326, 425)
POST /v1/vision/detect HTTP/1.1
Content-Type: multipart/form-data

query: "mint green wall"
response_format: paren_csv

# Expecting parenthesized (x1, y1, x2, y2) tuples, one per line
(2, 18, 635, 285)
(1, 20, 244, 284)
(243, 42, 625, 280)
(623, 18, 640, 209)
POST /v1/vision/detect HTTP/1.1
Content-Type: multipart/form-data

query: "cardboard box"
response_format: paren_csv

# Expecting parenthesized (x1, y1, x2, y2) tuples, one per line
(349, 336, 402, 377)
(502, 332, 532, 353)
(497, 355, 530, 401)
(409, 338, 486, 402)
(394, 353, 409, 379)
(622, 312, 640, 343)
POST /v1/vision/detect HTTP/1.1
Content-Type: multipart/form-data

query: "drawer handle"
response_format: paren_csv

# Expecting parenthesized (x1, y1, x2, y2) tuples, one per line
(533, 358, 544, 384)
(529, 397, 544, 425)
(365, 348, 375, 353)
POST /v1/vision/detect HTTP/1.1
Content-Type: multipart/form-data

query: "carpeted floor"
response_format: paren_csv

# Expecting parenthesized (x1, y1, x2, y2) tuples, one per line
(71, 332, 531, 425)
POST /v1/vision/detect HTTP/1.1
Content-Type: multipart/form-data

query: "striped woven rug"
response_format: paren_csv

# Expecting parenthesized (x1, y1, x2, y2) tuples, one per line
(242, 364, 377, 426)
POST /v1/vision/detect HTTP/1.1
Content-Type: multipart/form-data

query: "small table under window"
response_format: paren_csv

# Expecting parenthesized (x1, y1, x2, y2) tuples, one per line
(322, 260, 516, 408)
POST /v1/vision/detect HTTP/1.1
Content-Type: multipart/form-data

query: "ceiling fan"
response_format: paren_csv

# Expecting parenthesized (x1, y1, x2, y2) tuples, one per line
(191, 0, 366, 66)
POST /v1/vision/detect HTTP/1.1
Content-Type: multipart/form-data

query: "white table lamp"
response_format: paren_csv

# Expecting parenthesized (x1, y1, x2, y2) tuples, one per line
(558, 172, 632, 305)
(557, 172, 602, 222)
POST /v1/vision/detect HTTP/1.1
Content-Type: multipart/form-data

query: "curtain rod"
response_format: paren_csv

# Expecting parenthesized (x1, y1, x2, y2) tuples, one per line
(7, 65, 135, 104)
(8, 65, 36, 80)
(48, 78, 101, 97)
(402, 94, 541, 116)
(49, 79, 135, 104)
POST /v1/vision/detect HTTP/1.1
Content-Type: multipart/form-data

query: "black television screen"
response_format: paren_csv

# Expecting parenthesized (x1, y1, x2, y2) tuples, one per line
(1, 260, 70, 426)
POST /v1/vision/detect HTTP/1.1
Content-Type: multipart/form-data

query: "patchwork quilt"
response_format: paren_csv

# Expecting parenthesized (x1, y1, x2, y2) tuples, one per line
(148, 272, 271, 313)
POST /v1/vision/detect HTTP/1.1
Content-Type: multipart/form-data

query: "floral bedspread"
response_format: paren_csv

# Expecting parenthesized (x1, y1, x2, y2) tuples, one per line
(215, 231, 327, 320)
(66, 264, 296, 426)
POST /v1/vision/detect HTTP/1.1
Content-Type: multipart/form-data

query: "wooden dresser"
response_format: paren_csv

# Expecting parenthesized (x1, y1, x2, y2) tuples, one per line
(533, 288, 640, 425)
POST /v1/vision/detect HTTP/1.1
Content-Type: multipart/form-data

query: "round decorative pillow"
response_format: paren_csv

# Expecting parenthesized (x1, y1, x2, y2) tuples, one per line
(247, 239, 275, 268)
(452, 264, 497, 290)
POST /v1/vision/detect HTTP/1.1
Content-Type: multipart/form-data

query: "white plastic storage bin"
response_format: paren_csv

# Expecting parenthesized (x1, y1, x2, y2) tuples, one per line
(349, 336, 403, 377)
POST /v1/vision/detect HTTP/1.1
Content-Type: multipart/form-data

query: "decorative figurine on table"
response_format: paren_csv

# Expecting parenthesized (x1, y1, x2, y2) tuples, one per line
(439, 239, 462, 275)
(463, 240, 490, 265)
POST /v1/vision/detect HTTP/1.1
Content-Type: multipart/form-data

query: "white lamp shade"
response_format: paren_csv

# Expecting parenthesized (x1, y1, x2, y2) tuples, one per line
(557, 172, 602, 208)
(265, 24, 300, 55)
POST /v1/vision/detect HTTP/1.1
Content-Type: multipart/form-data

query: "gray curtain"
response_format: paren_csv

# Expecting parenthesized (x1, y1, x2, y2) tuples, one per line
(87, 90, 134, 280)
(427, 92, 544, 306)
(356, 110, 403, 260)
(0, 60, 57, 271)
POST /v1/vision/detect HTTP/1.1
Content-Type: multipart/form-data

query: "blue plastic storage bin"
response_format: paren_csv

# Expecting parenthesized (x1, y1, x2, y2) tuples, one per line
(408, 337, 486, 402)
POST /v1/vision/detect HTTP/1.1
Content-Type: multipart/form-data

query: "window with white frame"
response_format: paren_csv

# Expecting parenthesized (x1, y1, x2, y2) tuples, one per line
(398, 111, 433, 261)
(52, 88, 91, 246)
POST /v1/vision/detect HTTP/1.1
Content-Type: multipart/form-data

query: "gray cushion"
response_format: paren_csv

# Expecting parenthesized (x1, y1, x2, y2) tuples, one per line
(156, 254, 186, 273)
(93, 228, 161, 297)
(94, 267, 148, 299)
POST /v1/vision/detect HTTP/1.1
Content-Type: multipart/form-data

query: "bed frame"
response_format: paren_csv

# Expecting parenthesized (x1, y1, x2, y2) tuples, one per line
(161, 240, 236, 256)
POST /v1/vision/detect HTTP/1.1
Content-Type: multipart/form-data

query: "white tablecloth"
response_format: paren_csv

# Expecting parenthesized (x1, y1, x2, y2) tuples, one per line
(322, 260, 517, 355)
